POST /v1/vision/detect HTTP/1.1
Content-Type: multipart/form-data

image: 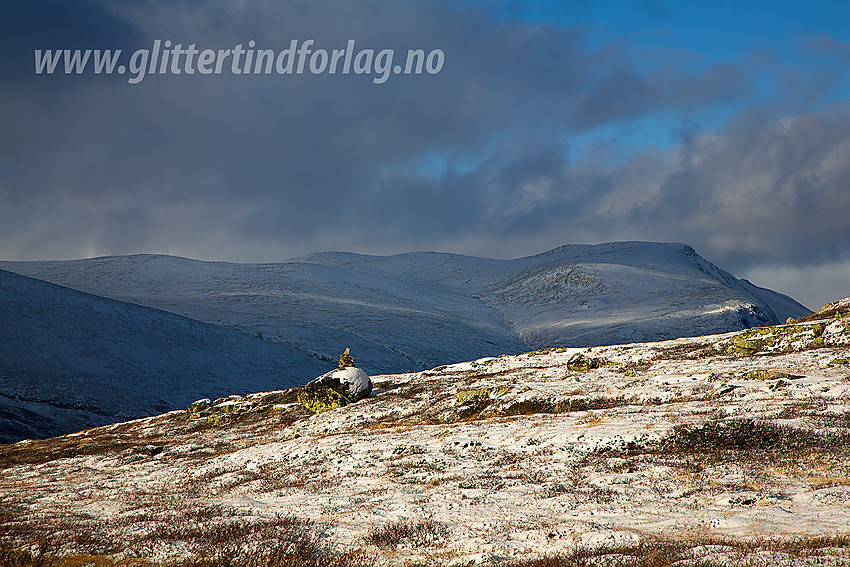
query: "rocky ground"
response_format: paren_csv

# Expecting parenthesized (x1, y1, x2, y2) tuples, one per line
(2, 300, 850, 566)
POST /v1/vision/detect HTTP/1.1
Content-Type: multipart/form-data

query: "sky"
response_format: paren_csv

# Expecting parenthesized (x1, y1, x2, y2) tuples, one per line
(0, 0, 848, 310)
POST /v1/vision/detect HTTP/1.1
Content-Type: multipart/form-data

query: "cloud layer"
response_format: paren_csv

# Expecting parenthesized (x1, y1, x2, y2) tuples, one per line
(0, 1, 847, 308)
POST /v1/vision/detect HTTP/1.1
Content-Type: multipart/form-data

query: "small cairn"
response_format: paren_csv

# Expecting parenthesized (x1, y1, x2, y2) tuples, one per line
(339, 347, 355, 369)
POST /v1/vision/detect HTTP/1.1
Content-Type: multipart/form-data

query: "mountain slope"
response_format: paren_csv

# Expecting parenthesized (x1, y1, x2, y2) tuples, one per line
(0, 269, 326, 443)
(481, 242, 807, 347)
(296, 242, 811, 348)
(0, 242, 809, 375)
(0, 242, 808, 372)
(1, 300, 848, 566)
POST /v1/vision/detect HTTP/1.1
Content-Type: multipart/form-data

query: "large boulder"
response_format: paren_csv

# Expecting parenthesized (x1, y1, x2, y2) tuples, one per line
(298, 349, 372, 413)
(326, 366, 372, 401)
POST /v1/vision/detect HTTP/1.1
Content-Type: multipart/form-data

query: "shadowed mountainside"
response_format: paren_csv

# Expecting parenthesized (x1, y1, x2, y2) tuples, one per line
(0, 269, 326, 443)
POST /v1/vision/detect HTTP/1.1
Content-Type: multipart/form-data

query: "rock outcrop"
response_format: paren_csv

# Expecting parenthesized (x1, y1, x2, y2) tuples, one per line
(298, 349, 372, 413)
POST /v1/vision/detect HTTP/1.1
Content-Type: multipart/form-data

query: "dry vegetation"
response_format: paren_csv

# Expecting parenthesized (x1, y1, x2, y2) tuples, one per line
(0, 508, 375, 567)
(654, 417, 850, 461)
(2, 304, 850, 566)
(365, 520, 447, 549)
(504, 534, 850, 567)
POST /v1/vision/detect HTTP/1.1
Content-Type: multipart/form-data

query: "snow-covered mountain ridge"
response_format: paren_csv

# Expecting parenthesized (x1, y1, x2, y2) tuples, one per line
(1, 299, 848, 566)
(0, 242, 809, 375)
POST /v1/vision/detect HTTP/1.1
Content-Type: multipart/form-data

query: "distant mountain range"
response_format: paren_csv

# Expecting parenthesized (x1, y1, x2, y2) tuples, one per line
(0, 241, 809, 442)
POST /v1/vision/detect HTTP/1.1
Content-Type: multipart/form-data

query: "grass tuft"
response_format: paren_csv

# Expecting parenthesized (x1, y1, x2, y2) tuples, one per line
(656, 418, 850, 460)
(364, 519, 446, 548)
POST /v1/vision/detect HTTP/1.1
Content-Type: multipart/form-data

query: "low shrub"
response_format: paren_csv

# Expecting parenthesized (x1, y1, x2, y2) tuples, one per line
(656, 418, 850, 460)
(365, 519, 446, 548)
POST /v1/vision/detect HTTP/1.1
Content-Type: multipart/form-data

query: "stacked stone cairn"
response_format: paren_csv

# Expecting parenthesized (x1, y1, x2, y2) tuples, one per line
(297, 348, 372, 413)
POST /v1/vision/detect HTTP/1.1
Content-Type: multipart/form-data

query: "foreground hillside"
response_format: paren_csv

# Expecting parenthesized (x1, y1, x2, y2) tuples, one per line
(1, 300, 848, 566)
(0, 242, 810, 374)
(0, 269, 326, 443)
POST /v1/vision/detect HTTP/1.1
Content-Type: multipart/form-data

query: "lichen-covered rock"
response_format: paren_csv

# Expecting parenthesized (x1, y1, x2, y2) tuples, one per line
(297, 384, 349, 413)
(298, 358, 372, 413)
(741, 369, 802, 381)
(725, 318, 847, 354)
(731, 335, 772, 353)
(213, 394, 242, 406)
(457, 387, 510, 404)
(188, 398, 211, 414)
(567, 353, 600, 371)
(206, 412, 232, 426)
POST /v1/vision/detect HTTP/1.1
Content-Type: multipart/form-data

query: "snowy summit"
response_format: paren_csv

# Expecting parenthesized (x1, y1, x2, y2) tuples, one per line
(1, 241, 809, 376)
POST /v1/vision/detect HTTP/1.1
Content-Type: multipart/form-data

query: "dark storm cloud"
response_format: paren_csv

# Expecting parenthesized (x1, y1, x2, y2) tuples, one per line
(653, 106, 850, 269)
(0, 0, 144, 88)
(0, 0, 848, 309)
(0, 1, 637, 257)
(354, 101, 850, 273)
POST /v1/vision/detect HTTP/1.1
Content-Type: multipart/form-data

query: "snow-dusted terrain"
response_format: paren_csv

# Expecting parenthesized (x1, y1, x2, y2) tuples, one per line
(1, 300, 848, 566)
(0, 242, 809, 376)
(0, 269, 326, 443)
